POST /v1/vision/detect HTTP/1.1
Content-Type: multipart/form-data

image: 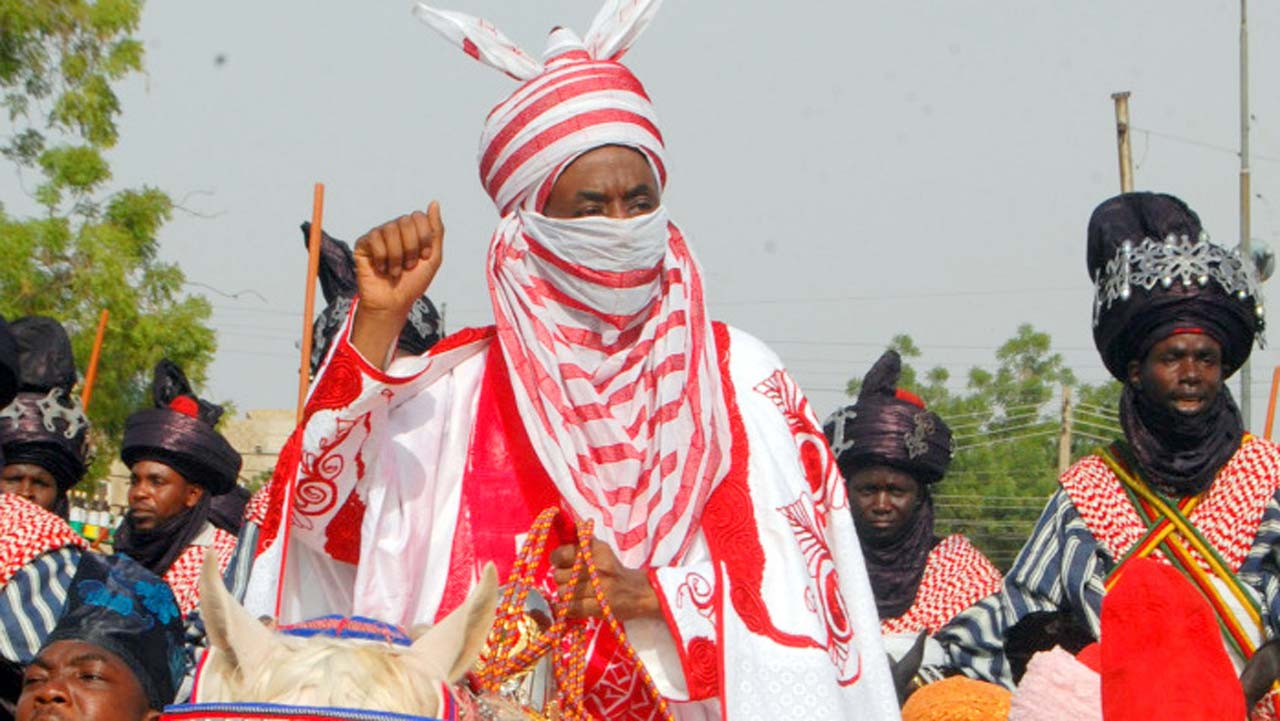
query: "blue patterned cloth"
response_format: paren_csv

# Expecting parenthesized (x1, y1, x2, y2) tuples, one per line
(0, 546, 79, 665)
(45, 552, 187, 709)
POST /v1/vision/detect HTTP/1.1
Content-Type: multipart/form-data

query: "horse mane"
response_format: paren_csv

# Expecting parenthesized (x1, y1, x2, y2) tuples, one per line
(204, 634, 443, 715)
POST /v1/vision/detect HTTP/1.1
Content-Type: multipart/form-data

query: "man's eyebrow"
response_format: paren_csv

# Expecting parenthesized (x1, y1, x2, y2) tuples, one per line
(624, 183, 654, 199)
(574, 189, 608, 202)
(68, 652, 113, 665)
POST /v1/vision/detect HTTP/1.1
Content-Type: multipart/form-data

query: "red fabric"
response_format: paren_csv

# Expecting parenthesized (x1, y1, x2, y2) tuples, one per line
(893, 388, 926, 409)
(1075, 643, 1101, 673)
(0, 494, 85, 586)
(435, 341, 564, 621)
(169, 396, 200, 418)
(1100, 558, 1244, 721)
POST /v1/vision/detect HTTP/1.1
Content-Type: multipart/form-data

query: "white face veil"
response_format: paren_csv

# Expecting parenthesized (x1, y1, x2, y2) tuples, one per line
(416, 1, 729, 567)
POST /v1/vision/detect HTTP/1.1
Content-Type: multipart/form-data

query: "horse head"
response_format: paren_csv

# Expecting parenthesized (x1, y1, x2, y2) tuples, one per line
(194, 553, 498, 717)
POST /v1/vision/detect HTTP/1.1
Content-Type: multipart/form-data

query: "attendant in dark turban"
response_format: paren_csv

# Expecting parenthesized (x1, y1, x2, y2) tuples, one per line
(16, 553, 185, 721)
(0, 317, 90, 518)
(824, 350, 1001, 642)
(113, 360, 242, 619)
(936, 193, 1280, 719)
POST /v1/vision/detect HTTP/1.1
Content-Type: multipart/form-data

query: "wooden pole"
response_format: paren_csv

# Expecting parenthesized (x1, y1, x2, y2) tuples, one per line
(1057, 384, 1073, 474)
(1239, 0, 1254, 426)
(277, 183, 325, 620)
(1111, 92, 1134, 193)
(80, 309, 109, 411)
(296, 183, 325, 423)
(1264, 366, 1280, 441)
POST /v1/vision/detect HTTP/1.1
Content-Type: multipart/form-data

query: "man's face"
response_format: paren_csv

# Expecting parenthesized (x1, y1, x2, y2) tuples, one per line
(542, 145, 660, 220)
(1, 463, 59, 511)
(1128, 333, 1224, 416)
(126, 460, 203, 531)
(17, 640, 157, 721)
(847, 464, 922, 542)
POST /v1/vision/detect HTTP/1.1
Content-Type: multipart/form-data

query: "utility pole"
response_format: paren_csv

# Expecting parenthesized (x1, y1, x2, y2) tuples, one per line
(1058, 385, 1073, 475)
(1240, 0, 1253, 426)
(1112, 92, 1134, 192)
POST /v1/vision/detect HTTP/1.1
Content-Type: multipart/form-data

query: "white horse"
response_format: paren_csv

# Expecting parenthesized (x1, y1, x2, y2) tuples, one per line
(193, 554, 498, 718)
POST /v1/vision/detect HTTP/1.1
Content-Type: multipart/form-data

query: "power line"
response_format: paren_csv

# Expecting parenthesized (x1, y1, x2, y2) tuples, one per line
(713, 286, 1084, 307)
(955, 429, 1060, 451)
(1132, 126, 1280, 164)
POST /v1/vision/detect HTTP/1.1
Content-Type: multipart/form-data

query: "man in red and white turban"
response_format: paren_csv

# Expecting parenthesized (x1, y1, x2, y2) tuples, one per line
(243, 2, 898, 719)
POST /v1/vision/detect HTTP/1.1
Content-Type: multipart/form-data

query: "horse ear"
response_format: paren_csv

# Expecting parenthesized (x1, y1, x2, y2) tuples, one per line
(409, 562, 499, 682)
(199, 551, 277, 679)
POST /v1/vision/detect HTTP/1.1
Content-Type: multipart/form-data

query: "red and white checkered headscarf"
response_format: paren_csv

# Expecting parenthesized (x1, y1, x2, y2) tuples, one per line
(416, 1, 730, 567)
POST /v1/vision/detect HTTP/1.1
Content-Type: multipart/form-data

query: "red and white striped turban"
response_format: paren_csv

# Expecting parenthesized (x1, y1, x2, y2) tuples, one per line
(414, 1, 667, 216)
(413, 2, 732, 569)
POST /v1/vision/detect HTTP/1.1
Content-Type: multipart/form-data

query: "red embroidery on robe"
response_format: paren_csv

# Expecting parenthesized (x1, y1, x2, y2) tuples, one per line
(323, 491, 367, 565)
(293, 413, 369, 531)
(302, 345, 364, 425)
(701, 327, 821, 655)
(249, 427, 303, 558)
(684, 636, 720, 701)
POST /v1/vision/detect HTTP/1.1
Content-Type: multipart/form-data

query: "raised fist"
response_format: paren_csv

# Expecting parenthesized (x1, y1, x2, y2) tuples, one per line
(349, 201, 444, 366)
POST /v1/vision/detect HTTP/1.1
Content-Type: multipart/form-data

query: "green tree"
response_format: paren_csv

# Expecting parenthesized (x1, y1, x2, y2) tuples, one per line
(844, 325, 1123, 568)
(0, 0, 215, 481)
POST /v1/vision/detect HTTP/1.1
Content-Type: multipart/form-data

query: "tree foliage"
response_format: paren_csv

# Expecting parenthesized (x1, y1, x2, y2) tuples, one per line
(0, 0, 215, 482)
(844, 325, 1123, 568)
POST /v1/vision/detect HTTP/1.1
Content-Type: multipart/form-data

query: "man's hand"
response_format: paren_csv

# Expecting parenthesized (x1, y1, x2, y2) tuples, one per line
(349, 201, 445, 368)
(550, 539, 661, 622)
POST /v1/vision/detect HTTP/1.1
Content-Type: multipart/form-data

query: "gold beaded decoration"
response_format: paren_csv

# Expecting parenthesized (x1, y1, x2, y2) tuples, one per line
(474, 507, 676, 721)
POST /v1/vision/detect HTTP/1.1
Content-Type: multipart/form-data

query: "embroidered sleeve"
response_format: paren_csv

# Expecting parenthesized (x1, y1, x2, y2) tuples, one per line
(933, 490, 1105, 687)
(649, 562, 719, 700)
(288, 304, 488, 563)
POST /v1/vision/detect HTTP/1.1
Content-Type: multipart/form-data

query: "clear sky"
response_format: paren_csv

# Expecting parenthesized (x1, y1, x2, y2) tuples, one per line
(11, 1, 1280, 428)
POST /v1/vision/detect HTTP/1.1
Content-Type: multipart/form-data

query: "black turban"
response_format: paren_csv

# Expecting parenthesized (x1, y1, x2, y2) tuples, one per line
(1089, 192, 1263, 381)
(0, 317, 90, 495)
(823, 350, 953, 484)
(301, 222, 442, 375)
(0, 316, 18, 412)
(43, 552, 186, 710)
(120, 360, 241, 496)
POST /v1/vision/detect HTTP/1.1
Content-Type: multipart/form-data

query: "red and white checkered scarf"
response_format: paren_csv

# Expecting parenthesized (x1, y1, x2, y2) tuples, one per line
(417, 1, 729, 567)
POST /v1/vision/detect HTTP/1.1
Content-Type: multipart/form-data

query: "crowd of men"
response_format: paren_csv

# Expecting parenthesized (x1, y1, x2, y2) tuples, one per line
(1, 1, 1277, 720)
